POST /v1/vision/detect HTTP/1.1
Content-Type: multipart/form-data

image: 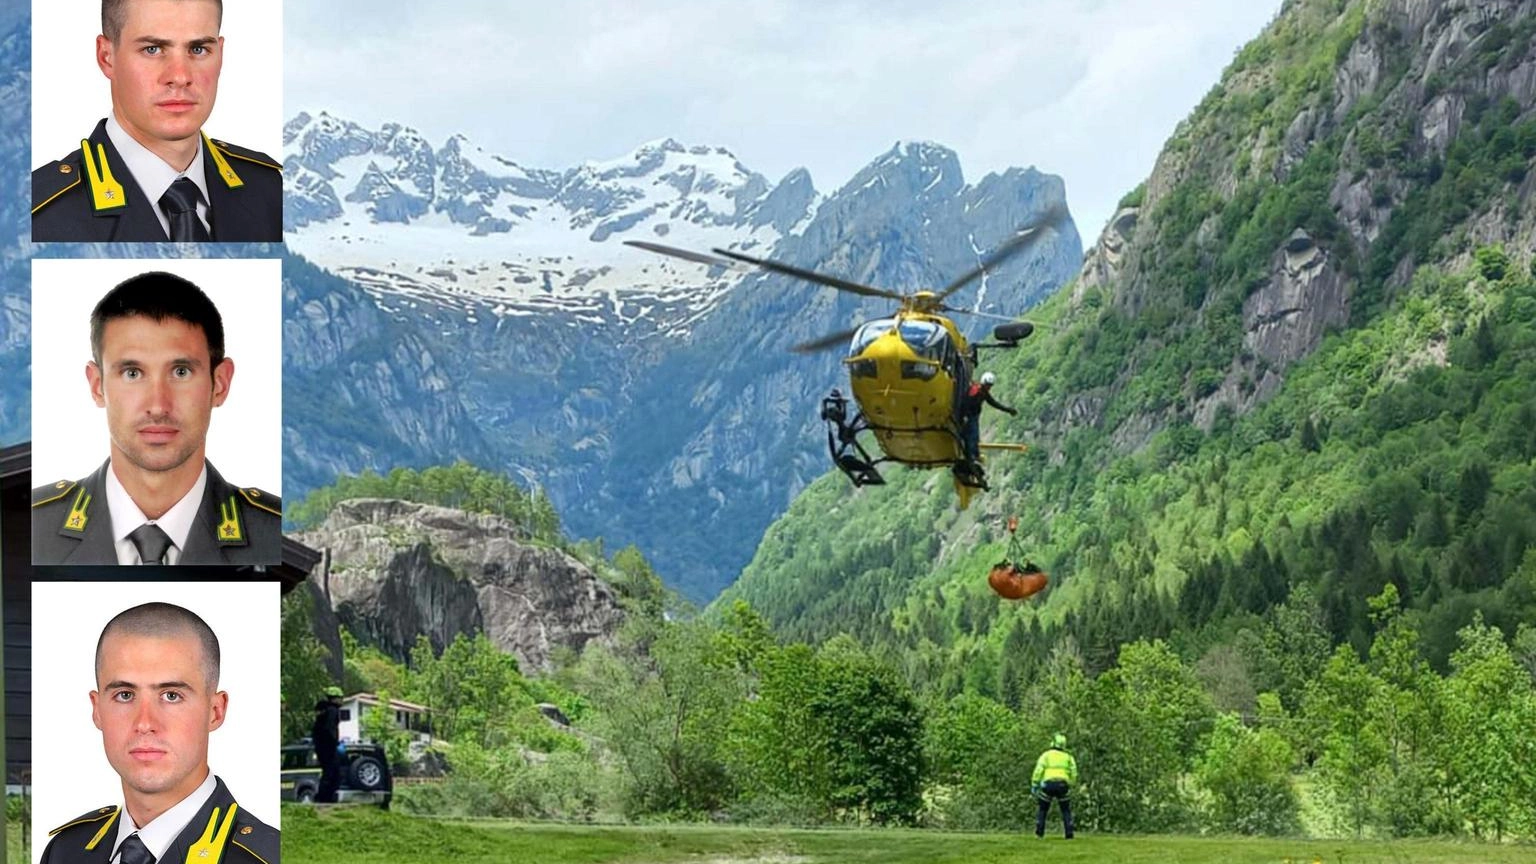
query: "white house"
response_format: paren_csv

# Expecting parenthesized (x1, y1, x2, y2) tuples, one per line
(338, 692, 432, 744)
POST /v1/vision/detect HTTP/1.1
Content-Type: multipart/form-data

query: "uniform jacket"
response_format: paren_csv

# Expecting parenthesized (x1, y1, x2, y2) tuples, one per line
(31, 459, 282, 566)
(1032, 746, 1079, 784)
(40, 776, 278, 864)
(32, 119, 282, 242)
(311, 700, 341, 750)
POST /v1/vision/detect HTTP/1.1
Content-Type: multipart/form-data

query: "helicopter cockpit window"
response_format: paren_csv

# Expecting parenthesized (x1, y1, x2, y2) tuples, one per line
(849, 319, 898, 356)
(898, 320, 949, 361)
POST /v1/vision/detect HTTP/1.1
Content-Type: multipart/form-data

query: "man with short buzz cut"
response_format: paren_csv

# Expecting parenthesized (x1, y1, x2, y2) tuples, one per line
(39, 602, 278, 864)
(32, 0, 281, 241)
(31, 271, 281, 565)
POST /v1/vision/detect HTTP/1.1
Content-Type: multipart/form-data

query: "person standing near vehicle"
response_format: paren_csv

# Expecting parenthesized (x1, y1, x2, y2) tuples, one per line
(1032, 732, 1077, 839)
(311, 685, 343, 803)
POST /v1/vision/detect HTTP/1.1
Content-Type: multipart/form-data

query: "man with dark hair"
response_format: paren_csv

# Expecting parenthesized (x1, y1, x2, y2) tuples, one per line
(40, 602, 278, 863)
(32, 271, 281, 565)
(31, 0, 281, 242)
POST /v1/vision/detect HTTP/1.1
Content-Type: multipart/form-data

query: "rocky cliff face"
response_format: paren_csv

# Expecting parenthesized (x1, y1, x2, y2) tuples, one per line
(297, 498, 625, 671)
(1068, 0, 1536, 440)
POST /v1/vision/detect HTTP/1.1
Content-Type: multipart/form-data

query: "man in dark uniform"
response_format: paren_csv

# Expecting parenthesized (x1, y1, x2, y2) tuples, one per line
(39, 602, 279, 863)
(31, 0, 281, 242)
(31, 271, 281, 565)
(312, 686, 344, 803)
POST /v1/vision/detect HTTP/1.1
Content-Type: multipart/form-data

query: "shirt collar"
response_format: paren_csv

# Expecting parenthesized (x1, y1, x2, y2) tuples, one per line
(104, 113, 212, 238)
(105, 461, 209, 565)
(111, 771, 217, 863)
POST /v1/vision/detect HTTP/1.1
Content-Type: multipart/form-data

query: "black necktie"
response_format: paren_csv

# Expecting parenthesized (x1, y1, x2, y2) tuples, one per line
(159, 177, 210, 242)
(128, 523, 173, 565)
(119, 833, 156, 864)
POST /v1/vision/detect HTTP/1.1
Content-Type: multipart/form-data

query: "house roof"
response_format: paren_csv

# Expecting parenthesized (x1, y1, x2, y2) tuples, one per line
(345, 692, 431, 713)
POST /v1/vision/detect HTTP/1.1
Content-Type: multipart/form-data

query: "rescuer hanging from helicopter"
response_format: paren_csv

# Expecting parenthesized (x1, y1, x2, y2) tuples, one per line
(958, 371, 1016, 475)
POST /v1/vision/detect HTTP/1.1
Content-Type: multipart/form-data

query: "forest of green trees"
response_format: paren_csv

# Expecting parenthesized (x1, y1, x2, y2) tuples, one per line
(283, 580, 1535, 839)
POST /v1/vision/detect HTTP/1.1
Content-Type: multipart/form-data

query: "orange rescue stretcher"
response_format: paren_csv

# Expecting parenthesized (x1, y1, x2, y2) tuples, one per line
(988, 516, 1048, 600)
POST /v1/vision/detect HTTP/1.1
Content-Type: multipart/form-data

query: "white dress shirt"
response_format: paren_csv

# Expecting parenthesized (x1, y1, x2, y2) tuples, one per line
(110, 771, 217, 863)
(104, 113, 213, 239)
(105, 461, 208, 565)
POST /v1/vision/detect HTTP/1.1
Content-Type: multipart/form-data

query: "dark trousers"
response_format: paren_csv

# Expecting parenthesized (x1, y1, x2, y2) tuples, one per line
(316, 746, 342, 802)
(1035, 779, 1074, 838)
(962, 415, 981, 464)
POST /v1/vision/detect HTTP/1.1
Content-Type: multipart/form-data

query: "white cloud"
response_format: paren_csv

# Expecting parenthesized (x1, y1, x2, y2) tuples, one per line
(285, 0, 1281, 240)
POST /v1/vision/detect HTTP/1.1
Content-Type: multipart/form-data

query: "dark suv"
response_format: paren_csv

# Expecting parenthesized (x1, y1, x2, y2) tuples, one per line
(281, 740, 393, 807)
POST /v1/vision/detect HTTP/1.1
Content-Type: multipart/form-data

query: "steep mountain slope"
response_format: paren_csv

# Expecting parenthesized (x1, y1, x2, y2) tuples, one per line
(284, 132, 1082, 602)
(725, 0, 1536, 689)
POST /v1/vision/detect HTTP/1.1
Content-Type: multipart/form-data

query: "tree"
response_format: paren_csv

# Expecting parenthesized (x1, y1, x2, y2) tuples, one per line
(410, 633, 528, 748)
(924, 693, 1033, 829)
(360, 689, 414, 773)
(1069, 640, 1212, 832)
(811, 637, 925, 825)
(1304, 645, 1386, 837)
(280, 588, 335, 744)
(1439, 616, 1536, 840)
(572, 621, 741, 816)
(1366, 585, 1448, 835)
(1194, 713, 1299, 835)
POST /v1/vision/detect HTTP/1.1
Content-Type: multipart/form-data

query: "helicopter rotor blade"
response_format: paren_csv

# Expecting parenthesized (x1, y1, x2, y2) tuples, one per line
(790, 326, 862, 354)
(934, 202, 1069, 301)
(712, 248, 906, 301)
(940, 307, 1027, 323)
(624, 240, 744, 269)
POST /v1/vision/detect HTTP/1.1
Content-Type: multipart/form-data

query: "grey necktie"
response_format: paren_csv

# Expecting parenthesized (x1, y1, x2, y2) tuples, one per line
(128, 523, 173, 565)
(159, 177, 210, 242)
(119, 833, 156, 864)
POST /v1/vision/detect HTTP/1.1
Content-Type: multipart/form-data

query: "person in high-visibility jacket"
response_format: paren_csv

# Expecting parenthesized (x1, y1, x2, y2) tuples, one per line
(1031, 732, 1078, 838)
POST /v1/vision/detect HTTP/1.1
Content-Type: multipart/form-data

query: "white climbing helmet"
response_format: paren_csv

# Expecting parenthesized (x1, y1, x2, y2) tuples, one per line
(980, 372, 996, 386)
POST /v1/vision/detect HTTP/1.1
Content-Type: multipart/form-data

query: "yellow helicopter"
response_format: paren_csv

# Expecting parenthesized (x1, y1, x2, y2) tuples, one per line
(626, 204, 1064, 508)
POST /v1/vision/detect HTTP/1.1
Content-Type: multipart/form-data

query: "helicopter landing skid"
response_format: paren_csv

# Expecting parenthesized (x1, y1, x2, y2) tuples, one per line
(821, 391, 886, 487)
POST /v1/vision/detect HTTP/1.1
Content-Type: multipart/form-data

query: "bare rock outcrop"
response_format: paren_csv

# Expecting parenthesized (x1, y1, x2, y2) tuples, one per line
(1243, 229, 1351, 368)
(298, 498, 624, 671)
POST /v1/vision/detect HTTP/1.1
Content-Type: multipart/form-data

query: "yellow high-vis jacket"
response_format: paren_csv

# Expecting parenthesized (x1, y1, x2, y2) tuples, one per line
(1032, 747, 1078, 784)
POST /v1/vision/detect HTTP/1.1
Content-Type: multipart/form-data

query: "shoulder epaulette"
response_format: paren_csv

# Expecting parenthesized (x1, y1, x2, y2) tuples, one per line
(228, 810, 280, 864)
(238, 487, 282, 517)
(32, 159, 83, 215)
(48, 805, 119, 853)
(208, 137, 282, 172)
(33, 479, 77, 507)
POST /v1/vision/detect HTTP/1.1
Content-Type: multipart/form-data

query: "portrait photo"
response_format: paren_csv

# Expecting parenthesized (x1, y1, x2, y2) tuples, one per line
(31, 581, 280, 864)
(31, 258, 282, 567)
(30, 0, 284, 241)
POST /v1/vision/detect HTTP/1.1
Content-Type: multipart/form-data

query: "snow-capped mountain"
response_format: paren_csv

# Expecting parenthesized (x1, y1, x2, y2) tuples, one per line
(282, 111, 1084, 602)
(284, 112, 815, 335)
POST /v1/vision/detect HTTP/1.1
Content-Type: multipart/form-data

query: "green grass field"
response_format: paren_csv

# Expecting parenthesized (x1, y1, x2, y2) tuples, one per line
(283, 806, 1535, 864)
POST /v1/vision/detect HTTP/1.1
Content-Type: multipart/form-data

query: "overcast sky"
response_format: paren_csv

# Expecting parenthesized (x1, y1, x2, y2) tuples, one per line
(286, 0, 1283, 238)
